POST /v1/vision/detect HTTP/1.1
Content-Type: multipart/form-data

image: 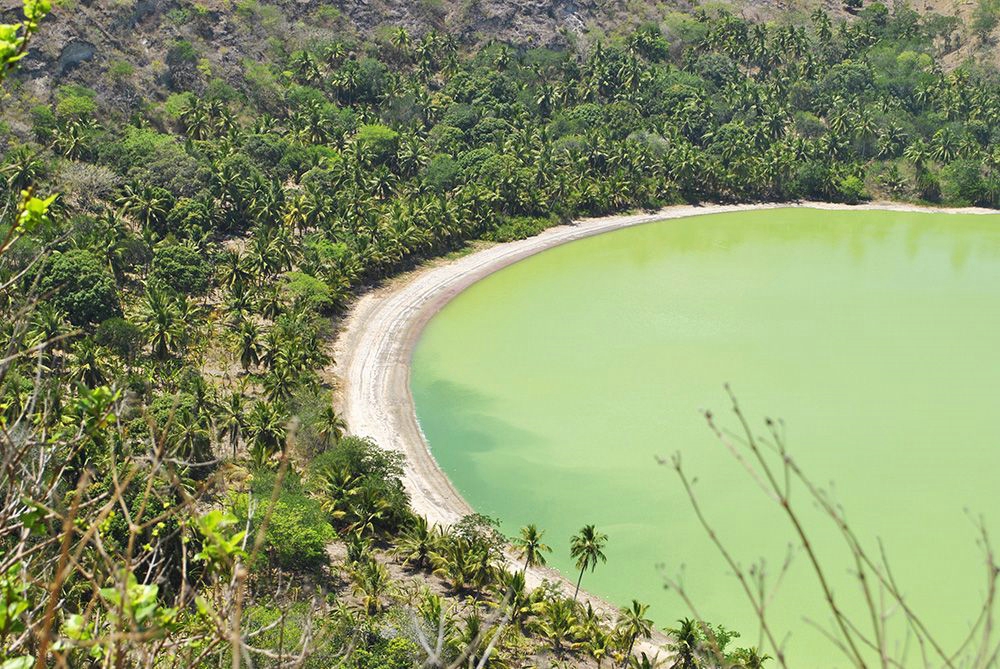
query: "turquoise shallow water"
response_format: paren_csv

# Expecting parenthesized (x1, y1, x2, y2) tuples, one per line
(410, 208, 1000, 665)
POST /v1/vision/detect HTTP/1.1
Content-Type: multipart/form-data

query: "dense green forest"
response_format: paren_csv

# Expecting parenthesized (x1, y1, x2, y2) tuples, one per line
(3, 0, 1000, 665)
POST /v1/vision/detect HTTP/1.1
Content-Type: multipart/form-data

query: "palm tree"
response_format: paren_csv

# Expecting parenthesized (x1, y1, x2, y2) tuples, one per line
(67, 339, 113, 388)
(513, 524, 551, 573)
(617, 599, 653, 664)
(931, 126, 961, 162)
(395, 515, 440, 571)
(173, 408, 211, 465)
(630, 652, 663, 669)
(219, 249, 251, 293)
(118, 182, 172, 236)
(179, 98, 213, 140)
(352, 560, 391, 615)
(317, 405, 347, 449)
(570, 524, 608, 601)
(730, 647, 772, 669)
(535, 597, 578, 655)
(314, 465, 361, 524)
(1, 145, 43, 190)
(587, 626, 615, 668)
(497, 569, 532, 629)
(903, 139, 929, 168)
(666, 618, 702, 669)
(137, 286, 182, 360)
(389, 26, 411, 60)
(262, 362, 295, 403)
(217, 389, 246, 458)
(236, 320, 260, 372)
(245, 401, 286, 467)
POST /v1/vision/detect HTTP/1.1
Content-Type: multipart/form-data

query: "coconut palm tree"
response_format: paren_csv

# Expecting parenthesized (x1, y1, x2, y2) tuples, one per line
(352, 560, 391, 615)
(395, 515, 440, 571)
(137, 286, 182, 360)
(730, 647, 772, 669)
(67, 339, 114, 388)
(534, 597, 578, 655)
(587, 626, 615, 668)
(262, 362, 295, 403)
(118, 182, 172, 236)
(666, 618, 703, 669)
(217, 389, 245, 458)
(570, 524, 608, 601)
(236, 320, 260, 372)
(617, 599, 654, 664)
(172, 407, 212, 465)
(513, 524, 551, 573)
(317, 405, 347, 449)
(314, 466, 361, 523)
(245, 401, 286, 467)
(629, 652, 663, 669)
(497, 569, 532, 630)
(218, 249, 251, 293)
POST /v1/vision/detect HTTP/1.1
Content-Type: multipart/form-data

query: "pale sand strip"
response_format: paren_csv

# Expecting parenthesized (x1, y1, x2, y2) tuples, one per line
(332, 201, 997, 647)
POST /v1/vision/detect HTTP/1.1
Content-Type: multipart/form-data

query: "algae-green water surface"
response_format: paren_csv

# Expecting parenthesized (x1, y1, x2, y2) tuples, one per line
(410, 208, 1000, 664)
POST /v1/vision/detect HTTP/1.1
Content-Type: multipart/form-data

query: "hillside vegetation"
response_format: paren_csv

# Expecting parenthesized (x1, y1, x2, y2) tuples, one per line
(3, 0, 1000, 667)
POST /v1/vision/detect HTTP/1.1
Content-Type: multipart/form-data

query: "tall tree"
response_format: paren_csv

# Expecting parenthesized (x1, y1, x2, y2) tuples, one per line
(513, 523, 551, 573)
(570, 524, 608, 601)
(617, 599, 654, 664)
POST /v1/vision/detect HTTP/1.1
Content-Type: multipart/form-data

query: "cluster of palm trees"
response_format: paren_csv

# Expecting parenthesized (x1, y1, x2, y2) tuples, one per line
(387, 517, 656, 666)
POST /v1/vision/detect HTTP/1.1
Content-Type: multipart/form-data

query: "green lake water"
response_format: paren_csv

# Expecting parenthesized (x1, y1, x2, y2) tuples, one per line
(410, 208, 1000, 665)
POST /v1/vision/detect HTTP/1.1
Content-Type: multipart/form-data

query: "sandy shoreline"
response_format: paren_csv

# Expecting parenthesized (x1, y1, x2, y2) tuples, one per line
(331, 200, 997, 639)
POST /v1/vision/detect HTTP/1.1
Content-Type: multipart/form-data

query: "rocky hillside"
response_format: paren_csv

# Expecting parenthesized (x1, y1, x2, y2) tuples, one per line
(6, 0, 989, 115)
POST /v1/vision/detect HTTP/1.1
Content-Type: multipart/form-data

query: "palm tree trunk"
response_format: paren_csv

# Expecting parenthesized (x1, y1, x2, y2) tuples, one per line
(624, 634, 636, 667)
(573, 568, 584, 601)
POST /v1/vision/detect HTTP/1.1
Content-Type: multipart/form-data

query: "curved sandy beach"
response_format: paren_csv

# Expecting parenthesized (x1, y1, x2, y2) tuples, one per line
(332, 200, 997, 636)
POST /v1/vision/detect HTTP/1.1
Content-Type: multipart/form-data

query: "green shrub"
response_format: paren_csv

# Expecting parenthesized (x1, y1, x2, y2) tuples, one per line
(55, 92, 97, 120)
(106, 60, 134, 82)
(166, 197, 213, 239)
(484, 216, 549, 242)
(441, 103, 478, 130)
(423, 154, 460, 192)
(355, 124, 399, 164)
(281, 271, 334, 313)
(427, 124, 464, 154)
(150, 243, 212, 295)
(31, 104, 57, 142)
(837, 174, 868, 204)
(39, 249, 121, 326)
(940, 159, 984, 205)
(166, 40, 198, 66)
(164, 92, 195, 119)
(973, 0, 1000, 37)
(233, 472, 334, 572)
(95, 317, 143, 358)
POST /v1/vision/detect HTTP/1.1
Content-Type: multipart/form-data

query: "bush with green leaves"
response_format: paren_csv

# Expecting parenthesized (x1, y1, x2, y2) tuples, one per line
(485, 216, 550, 242)
(354, 124, 399, 165)
(94, 317, 143, 358)
(38, 248, 120, 326)
(234, 471, 334, 572)
(280, 270, 335, 313)
(150, 242, 212, 295)
(423, 154, 460, 192)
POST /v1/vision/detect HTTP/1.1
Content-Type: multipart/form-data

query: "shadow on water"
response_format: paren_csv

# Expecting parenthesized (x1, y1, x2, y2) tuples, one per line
(413, 375, 544, 456)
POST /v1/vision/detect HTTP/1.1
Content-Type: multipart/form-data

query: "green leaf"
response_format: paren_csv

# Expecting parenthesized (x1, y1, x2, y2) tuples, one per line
(15, 191, 57, 234)
(1, 656, 33, 669)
